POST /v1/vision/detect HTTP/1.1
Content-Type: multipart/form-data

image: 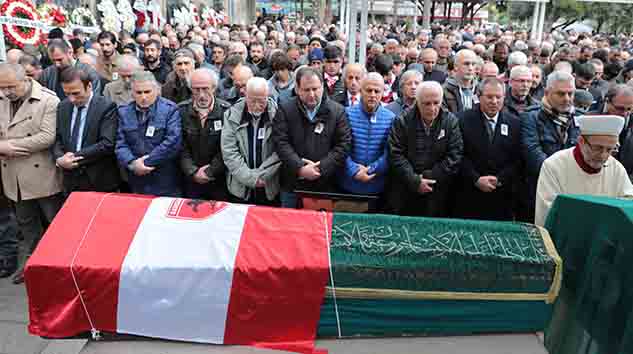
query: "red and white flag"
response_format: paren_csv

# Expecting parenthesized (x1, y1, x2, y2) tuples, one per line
(26, 193, 332, 354)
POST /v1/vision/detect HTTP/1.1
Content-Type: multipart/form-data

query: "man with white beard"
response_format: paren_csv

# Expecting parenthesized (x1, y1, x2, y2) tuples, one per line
(103, 55, 142, 106)
(162, 49, 195, 104)
(222, 77, 281, 205)
(535, 115, 633, 226)
(180, 69, 232, 200)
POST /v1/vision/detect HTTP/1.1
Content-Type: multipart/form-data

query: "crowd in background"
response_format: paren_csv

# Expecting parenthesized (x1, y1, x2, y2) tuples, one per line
(1, 15, 633, 283)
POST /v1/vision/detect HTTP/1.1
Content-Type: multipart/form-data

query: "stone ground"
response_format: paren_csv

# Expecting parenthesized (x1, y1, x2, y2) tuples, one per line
(0, 274, 548, 354)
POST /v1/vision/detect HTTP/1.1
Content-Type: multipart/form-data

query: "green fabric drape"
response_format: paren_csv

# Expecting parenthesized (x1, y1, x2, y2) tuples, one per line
(545, 195, 633, 354)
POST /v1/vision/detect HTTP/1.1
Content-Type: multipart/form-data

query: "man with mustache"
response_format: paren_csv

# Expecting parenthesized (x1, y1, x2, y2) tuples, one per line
(162, 49, 195, 104)
(504, 65, 538, 117)
(222, 77, 281, 205)
(180, 69, 231, 201)
(38, 39, 101, 100)
(103, 55, 142, 106)
(535, 115, 633, 226)
(143, 39, 171, 85)
(97, 31, 119, 82)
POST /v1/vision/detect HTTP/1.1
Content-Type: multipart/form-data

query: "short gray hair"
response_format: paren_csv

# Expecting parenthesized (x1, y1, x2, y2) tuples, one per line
(192, 68, 219, 88)
(416, 81, 443, 101)
(553, 61, 573, 74)
(187, 43, 205, 56)
(246, 76, 268, 93)
(116, 54, 141, 69)
(131, 70, 160, 88)
(546, 71, 575, 90)
(361, 72, 384, 87)
(0, 63, 26, 80)
(399, 70, 423, 92)
(510, 65, 532, 79)
(455, 49, 477, 64)
(508, 51, 528, 66)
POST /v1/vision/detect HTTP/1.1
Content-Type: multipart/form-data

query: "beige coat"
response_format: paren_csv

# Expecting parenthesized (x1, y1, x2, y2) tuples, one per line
(103, 79, 133, 106)
(0, 80, 62, 201)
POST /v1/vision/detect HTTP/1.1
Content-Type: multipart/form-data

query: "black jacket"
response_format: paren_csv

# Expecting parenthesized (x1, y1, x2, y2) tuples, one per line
(424, 70, 448, 84)
(53, 95, 120, 193)
(162, 72, 192, 104)
(387, 107, 463, 216)
(39, 62, 102, 100)
(273, 96, 352, 193)
(323, 75, 346, 104)
(179, 98, 232, 180)
(145, 60, 171, 84)
(455, 106, 521, 220)
(617, 117, 633, 179)
(504, 88, 539, 117)
(443, 77, 477, 114)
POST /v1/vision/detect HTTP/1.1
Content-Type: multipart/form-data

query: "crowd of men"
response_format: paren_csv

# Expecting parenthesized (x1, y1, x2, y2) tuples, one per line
(1, 17, 633, 284)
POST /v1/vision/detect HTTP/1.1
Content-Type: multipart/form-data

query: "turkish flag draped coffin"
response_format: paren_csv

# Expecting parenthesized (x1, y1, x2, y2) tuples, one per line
(25, 193, 331, 354)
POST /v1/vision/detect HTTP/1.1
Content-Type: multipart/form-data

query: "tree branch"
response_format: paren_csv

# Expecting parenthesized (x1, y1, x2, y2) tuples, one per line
(551, 18, 577, 31)
(473, 1, 487, 16)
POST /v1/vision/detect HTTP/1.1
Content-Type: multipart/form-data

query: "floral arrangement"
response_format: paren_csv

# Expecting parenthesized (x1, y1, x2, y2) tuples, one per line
(0, 0, 44, 48)
(117, 0, 136, 33)
(38, 2, 68, 27)
(70, 7, 97, 27)
(97, 0, 121, 33)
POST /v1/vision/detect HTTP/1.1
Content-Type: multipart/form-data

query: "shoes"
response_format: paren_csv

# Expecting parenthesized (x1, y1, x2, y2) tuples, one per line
(0, 257, 17, 278)
(11, 266, 24, 284)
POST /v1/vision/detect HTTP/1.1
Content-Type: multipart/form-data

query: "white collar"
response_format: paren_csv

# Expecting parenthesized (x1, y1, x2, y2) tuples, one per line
(483, 111, 499, 124)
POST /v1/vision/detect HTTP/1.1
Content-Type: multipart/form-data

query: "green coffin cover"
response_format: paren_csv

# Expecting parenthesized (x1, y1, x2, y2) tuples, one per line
(317, 213, 562, 337)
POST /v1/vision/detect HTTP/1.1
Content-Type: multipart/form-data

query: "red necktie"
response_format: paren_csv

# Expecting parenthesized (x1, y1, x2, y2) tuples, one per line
(350, 95, 357, 105)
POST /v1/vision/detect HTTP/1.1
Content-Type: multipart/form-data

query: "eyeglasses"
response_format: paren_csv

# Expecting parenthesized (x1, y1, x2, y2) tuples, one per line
(584, 138, 619, 156)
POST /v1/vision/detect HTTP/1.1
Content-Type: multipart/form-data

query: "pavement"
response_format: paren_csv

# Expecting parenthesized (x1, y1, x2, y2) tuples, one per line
(0, 277, 86, 354)
(0, 271, 549, 354)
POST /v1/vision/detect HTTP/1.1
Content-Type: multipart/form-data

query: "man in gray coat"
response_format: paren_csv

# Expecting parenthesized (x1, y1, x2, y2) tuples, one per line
(221, 77, 280, 206)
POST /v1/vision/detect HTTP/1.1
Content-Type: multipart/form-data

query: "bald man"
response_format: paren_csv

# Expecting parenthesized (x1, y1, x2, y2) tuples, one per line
(179, 68, 231, 200)
(6, 49, 23, 65)
(387, 81, 463, 216)
(224, 65, 254, 105)
(222, 77, 280, 205)
(418, 48, 447, 84)
(339, 73, 395, 202)
(433, 38, 452, 72)
(443, 49, 479, 114)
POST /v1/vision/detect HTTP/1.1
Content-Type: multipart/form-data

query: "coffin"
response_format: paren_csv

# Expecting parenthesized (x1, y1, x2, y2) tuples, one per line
(25, 192, 561, 351)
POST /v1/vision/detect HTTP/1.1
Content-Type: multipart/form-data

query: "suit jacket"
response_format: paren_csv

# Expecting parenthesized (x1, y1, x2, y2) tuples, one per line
(53, 95, 120, 193)
(0, 80, 62, 201)
(455, 106, 521, 220)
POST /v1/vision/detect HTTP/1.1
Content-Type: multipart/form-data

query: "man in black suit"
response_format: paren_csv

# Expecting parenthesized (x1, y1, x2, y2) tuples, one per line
(455, 77, 521, 221)
(54, 67, 120, 195)
(337, 63, 366, 107)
